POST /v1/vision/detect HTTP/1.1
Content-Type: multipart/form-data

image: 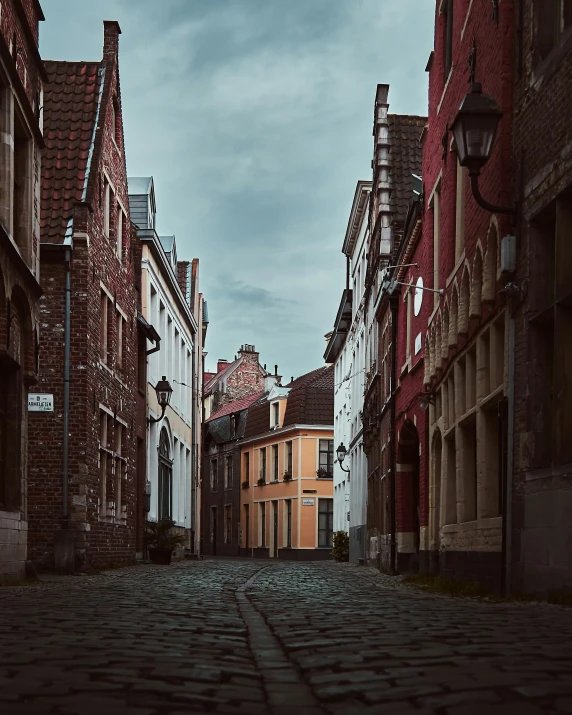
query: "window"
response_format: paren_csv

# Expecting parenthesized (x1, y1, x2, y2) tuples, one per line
(285, 499, 292, 548)
(318, 439, 334, 478)
(272, 444, 279, 481)
(530, 194, 572, 467)
(225, 455, 233, 490)
(13, 109, 31, 260)
(100, 290, 112, 365)
(260, 447, 266, 483)
(455, 158, 466, 260)
(116, 310, 123, 371)
(103, 177, 111, 238)
(443, 0, 454, 78)
(536, 0, 572, 62)
(116, 205, 124, 261)
(318, 498, 334, 548)
(98, 411, 127, 520)
(272, 402, 279, 427)
(158, 427, 172, 519)
(230, 412, 236, 439)
(224, 504, 232, 543)
(431, 181, 441, 307)
(285, 441, 293, 476)
(244, 452, 250, 484)
(210, 458, 218, 491)
(260, 502, 266, 547)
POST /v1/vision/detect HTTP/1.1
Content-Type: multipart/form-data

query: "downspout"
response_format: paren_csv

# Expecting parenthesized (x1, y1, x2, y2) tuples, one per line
(62, 245, 71, 529)
(191, 341, 197, 555)
(504, 296, 517, 593)
(389, 293, 398, 575)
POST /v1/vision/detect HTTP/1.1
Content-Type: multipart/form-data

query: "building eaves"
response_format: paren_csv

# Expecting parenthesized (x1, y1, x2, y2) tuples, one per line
(324, 289, 352, 364)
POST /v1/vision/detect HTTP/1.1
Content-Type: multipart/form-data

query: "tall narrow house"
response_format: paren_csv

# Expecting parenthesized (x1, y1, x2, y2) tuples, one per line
(28, 23, 139, 571)
(0, 0, 46, 583)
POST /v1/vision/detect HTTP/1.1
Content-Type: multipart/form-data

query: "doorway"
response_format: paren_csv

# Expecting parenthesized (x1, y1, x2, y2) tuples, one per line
(211, 506, 217, 556)
(397, 420, 421, 572)
(272, 500, 278, 558)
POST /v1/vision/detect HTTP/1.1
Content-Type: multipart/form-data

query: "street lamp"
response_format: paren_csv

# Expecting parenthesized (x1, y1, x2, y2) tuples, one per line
(337, 443, 350, 475)
(450, 83, 514, 215)
(147, 376, 173, 425)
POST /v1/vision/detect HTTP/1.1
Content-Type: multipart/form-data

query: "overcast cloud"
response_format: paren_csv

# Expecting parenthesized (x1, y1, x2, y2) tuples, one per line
(40, 0, 434, 381)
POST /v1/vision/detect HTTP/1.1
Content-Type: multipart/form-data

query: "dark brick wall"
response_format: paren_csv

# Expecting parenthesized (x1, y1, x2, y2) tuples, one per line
(28, 24, 139, 570)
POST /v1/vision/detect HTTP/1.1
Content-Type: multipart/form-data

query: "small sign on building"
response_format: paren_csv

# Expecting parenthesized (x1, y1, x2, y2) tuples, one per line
(28, 394, 54, 412)
(415, 332, 422, 355)
(302, 498, 315, 506)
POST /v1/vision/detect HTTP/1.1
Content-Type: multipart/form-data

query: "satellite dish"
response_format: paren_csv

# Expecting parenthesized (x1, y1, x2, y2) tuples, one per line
(413, 276, 424, 316)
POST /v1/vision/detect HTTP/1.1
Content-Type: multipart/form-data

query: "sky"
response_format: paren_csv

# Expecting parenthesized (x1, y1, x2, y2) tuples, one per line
(40, 0, 435, 382)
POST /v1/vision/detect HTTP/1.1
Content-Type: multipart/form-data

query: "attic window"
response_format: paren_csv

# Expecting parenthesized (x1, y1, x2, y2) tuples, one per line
(442, 0, 454, 79)
(272, 402, 279, 427)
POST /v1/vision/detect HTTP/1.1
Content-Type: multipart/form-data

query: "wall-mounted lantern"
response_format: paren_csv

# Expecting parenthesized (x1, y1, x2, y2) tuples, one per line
(147, 376, 173, 425)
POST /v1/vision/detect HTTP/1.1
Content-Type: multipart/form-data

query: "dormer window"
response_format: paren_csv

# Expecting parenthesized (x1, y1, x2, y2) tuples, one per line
(272, 402, 279, 428)
(230, 413, 236, 439)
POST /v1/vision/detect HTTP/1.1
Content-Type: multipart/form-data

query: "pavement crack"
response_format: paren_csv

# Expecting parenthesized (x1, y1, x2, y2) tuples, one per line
(236, 566, 325, 715)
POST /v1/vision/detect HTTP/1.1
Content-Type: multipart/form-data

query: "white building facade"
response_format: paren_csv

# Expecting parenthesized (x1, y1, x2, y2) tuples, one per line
(129, 177, 201, 550)
(325, 181, 371, 563)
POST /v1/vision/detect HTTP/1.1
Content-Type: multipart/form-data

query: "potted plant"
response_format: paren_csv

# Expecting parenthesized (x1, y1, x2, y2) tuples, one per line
(283, 470, 292, 481)
(241, 480, 249, 489)
(257, 477, 265, 487)
(145, 517, 185, 565)
(316, 468, 332, 479)
(331, 530, 349, 562)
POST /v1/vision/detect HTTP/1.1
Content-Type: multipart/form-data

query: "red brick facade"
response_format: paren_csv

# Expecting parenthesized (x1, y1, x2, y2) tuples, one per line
(28, 22, 139, 570)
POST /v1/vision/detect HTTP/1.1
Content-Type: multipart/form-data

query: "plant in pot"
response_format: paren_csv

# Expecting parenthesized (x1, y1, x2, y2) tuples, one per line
(316, 468, 332, 479)
(283, 470, 292, 481)
(241, 480, 249, 489)
(145, 517, 185, 565)
(331, 530, 349, 562)
(257, 477, 265, 487)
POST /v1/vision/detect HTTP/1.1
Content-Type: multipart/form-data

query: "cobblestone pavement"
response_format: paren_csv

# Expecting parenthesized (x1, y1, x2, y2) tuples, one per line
(1, 560, 572, 714)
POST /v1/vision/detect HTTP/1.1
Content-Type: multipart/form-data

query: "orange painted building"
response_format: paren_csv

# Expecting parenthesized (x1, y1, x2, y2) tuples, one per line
(240, 367, 334, 560)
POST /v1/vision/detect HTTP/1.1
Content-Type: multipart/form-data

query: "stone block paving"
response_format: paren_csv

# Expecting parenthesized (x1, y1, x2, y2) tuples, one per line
(0, 559, 572, 714)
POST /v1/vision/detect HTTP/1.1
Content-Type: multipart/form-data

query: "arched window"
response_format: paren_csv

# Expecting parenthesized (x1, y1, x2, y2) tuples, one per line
(158, 427, 172, 519)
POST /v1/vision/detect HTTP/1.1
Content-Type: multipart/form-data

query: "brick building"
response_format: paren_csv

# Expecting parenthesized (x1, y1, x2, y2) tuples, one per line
(0, 0, 45, 583)
(202, 344, 277, 556)
(28, 22, 140, 571)
(511, 0, 572, 592)
(361, 84, 425, 570)
(422, 0, 514, 589)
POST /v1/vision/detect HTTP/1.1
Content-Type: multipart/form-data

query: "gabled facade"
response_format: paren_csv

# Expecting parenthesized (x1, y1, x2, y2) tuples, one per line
(361, 83, 425, 570)
(28, 22, 139, 571)
(422, 0, 514, 589)
(0, 0, 45, 583)
(324, 180, 371, 563)
(240, 366, 334, 560)
(128, 176, 200, 554)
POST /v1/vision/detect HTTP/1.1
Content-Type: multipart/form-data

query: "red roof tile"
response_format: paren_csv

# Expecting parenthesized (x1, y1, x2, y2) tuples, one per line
(41, 61, 102, 244)
(205, 391, 265, 423)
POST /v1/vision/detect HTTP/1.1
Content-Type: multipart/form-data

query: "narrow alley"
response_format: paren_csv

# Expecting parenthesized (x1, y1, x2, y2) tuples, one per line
(1, 561, 572, 714)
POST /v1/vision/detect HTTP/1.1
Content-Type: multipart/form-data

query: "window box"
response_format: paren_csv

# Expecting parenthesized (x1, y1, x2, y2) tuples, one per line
(316, 469, 333, 479)
(241, 480, 249, 489)
(257, 477, 266, 487)
(283, 471, 292, 482)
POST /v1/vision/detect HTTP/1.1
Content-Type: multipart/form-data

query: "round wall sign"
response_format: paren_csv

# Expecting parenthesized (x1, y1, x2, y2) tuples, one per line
(413, 276, 423, 316)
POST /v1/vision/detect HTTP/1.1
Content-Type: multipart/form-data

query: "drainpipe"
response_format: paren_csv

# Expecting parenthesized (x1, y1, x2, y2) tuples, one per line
(504, 299, 517, 594)
(62, 246, 71, 529)
(191, 341, 198, 555)
(389, 293, 398, 575)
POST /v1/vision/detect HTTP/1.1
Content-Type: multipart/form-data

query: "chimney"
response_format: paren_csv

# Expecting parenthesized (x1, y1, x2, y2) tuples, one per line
(103, 20, 122, 64)
(217, 359, 228, 373)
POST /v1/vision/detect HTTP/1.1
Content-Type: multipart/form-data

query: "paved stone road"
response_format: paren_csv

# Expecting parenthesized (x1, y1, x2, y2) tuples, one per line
(1, 560, 572, 714)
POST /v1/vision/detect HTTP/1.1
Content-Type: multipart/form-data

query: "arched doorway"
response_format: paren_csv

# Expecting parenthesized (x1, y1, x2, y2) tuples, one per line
(397, 420, 420, 573)
(158, 427, 172, 519)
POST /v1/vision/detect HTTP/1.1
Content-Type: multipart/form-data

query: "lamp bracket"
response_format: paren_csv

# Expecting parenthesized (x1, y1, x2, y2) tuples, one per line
(469, 172, 515, 215)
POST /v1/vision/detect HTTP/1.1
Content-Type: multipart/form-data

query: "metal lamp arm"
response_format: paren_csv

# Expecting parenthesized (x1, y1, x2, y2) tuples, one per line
(339, 463, 350, 474)
(147, 404, 167, 426)
(469, 172, 515, 215)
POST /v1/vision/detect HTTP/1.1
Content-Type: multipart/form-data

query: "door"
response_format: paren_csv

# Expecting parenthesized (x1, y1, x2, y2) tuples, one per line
(211, 506, 217, 556)
(244, 504, 249, 552)
(272, 500, 278, 558)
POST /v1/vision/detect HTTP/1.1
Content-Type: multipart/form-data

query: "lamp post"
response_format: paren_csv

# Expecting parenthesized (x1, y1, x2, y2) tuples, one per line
(337, 443, 350, 475)
(450, 83, 515, 216)
(147, 376, 173, 425)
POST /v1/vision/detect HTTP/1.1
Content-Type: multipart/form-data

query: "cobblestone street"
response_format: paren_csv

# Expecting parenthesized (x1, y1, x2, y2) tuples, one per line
(1, 560, 572, 714)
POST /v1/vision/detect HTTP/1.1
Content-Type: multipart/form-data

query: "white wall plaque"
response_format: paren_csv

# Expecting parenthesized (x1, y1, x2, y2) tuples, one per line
(28, 394, 54, 412)
(415, 333, 422, 355)
(413, 276, 424, 316)
(302, 499, 315, 506)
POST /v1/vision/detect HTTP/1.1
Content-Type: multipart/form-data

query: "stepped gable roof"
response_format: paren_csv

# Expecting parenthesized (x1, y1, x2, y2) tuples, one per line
(41, 60, 102, 244)
(284, 365, 334, 427)
(205, 391, 265, 424)
(388, 114, 426, 225)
